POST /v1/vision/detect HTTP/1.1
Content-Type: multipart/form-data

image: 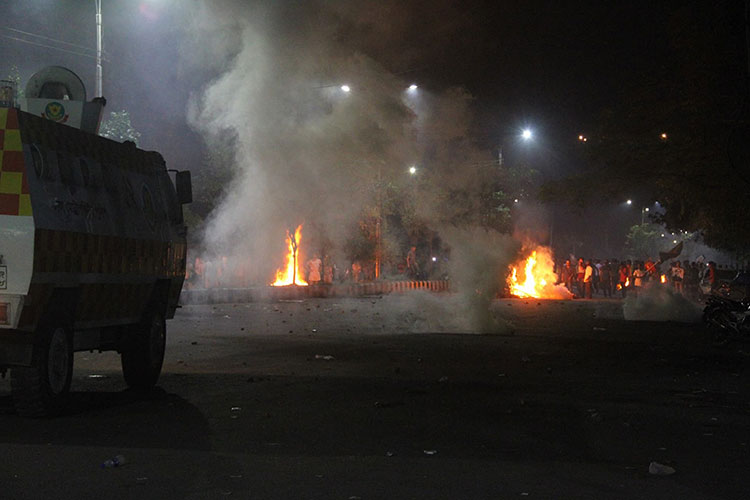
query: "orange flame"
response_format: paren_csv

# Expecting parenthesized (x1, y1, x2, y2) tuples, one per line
(625, 278, 630, 287)
(660, 274, 666, 284)
(507, 247, 572, 299)
(271, 225, 308, 286)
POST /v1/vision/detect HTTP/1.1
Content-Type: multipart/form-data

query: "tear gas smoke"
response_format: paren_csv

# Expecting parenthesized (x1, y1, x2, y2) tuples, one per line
(622, 284, 702, 323)
(182, 1, 508, 286)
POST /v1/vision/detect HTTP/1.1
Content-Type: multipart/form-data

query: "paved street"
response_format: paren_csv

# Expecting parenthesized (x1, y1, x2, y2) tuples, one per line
(0, 297, 748, 499)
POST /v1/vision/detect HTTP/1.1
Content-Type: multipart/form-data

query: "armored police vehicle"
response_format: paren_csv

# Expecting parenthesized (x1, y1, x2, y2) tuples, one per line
(0, 67, 191, 416)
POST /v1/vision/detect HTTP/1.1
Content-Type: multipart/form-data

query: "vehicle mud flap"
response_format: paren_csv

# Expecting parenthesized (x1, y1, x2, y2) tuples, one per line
(11, 322, 74, 417)
(121, 306, 166, 389)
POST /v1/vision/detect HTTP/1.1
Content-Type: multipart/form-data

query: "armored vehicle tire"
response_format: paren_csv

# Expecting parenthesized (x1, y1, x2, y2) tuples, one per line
(121, 308, 166, 389)
(11, 323, 74, 417)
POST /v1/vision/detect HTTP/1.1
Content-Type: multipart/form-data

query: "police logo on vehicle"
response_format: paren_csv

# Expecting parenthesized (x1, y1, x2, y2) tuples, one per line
(42, 102, 69, 123)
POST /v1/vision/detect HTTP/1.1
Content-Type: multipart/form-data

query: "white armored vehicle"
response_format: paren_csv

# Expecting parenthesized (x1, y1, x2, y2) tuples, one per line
(0, 67, 191, 416)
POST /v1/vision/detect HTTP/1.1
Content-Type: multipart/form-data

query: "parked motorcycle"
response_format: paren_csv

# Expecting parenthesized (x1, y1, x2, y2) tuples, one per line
(703, 294, 750, 345)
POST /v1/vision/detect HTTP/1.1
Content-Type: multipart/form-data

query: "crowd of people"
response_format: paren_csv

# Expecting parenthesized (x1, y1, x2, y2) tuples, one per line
(556, 257, 719, 300)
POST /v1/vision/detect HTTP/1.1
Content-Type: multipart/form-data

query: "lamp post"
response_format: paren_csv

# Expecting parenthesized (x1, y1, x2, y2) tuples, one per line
(95, 0, 102, 97)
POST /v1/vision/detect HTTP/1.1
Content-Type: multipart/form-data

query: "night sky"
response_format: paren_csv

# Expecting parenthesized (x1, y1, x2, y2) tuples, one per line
(1, 0, 745, 257)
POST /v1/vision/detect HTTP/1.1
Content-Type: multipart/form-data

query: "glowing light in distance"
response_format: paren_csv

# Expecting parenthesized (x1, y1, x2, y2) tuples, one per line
(626, 199, 633, 205)
(514, 198, 519, 203)
(521, 129, 532, 140)
(408, 84, 418, 91)
(341, 85, 351, 92)
(431, 256, 437, 262)
(409, 166, 417, 175)
(660, 132, 668, 140)
(644, 207, 650, 212)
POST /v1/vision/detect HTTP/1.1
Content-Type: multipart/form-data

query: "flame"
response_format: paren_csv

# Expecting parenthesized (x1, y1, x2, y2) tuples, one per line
(507, 247, 572, 299)
(660, 274, 667, 284)
(271, 225, 308, 286)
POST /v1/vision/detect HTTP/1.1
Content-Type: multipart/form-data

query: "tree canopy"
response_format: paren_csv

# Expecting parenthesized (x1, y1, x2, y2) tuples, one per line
(541, 3, 750, 255)
(99, 110, 142, 145)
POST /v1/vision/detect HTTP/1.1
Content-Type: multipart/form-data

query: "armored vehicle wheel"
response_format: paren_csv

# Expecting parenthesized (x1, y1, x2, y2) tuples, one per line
(11, 323, 74, 417)
(121, 308, 166, 389)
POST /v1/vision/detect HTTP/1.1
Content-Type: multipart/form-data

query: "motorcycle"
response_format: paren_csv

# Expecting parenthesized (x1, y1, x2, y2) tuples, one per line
(703, 294, 750, 345)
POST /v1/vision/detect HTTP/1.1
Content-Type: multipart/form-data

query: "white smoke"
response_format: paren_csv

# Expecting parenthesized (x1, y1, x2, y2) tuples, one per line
(622, 283, 703, 323)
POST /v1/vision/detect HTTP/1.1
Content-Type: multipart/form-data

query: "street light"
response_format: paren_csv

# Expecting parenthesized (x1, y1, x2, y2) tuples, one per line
(521, 129, 532, 140)
(340, 85, 351, 93)
(626, 199, 633, 205)
(95, 0, 102, 97)
(408, 165, 417, 175)
(408, 84, 418, 91)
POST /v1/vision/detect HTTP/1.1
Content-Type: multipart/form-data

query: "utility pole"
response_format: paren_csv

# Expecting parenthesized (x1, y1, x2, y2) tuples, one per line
(95, 0, 103, 97)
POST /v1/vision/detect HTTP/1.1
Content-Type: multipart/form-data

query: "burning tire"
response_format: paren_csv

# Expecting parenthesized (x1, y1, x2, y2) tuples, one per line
(11, 323, 74, 417)
(121, 307, 166, 389)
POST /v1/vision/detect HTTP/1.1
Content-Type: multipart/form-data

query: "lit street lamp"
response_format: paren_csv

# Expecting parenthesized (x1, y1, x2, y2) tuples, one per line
(409, 165, 417, 175)
(521, 128, 532, 140)
(340, 84, 351, 93)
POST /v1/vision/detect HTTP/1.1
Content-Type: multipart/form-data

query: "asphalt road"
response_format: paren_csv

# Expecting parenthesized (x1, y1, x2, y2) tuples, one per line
(0, 297, 748, 500)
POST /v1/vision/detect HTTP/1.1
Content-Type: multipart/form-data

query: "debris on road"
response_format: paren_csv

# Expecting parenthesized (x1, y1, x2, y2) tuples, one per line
(101, 454, 127, 468)
(648, 461, 676, 476)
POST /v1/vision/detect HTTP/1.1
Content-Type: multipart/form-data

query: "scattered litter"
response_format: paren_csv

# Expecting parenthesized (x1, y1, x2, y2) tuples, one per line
(593, 327, 607, 331)
(438, 376, 449, 383)
(101, 454, 127, 468)
(315, 354, 335, 361)
(648, 462, 676, 476)
(87, 374, 108, 379)
(423, 450, 438, 456)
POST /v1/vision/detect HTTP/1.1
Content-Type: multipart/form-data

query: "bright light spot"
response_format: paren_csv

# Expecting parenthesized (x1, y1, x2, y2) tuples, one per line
(431, 256, 437, 262)
(673, 240, 677, 244)
(409, 166, 417, 175)
(644, 207, 649, 212)
(626, 199, 633, 205)
(521, 129, 532, 140)
(341, 85, 351, 92)
(661, 234, 665, 237)
(660, 132, 668, 140)
(514, 198, 519, 203)
(408, 84, 418, 91)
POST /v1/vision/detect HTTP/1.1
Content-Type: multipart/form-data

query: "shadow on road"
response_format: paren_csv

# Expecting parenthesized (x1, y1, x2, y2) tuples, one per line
(0, 387, 211, 451)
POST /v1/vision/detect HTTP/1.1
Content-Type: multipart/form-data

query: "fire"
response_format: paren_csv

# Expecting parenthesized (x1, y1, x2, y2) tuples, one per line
(660, 274, 667, 284)
(507, 247, 572, 299)
(271, 225, 308, 286)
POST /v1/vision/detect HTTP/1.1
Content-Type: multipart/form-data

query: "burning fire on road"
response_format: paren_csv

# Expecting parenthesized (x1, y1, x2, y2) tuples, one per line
(507, 247, 572, 299)
(271, 225, 308, 286)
